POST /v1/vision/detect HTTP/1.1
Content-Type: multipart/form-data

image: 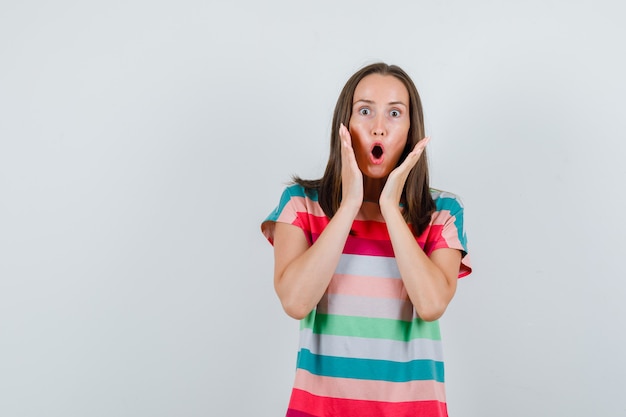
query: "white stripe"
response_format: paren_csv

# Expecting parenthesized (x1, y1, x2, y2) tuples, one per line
(335, 253, 400, 278)
(299, 328, 444, 362)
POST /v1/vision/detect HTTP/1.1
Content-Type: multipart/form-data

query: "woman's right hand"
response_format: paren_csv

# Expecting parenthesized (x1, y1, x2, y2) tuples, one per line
(339, 123, 363, 211)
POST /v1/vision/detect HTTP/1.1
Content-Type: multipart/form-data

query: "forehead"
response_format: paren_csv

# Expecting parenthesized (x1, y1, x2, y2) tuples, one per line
(353, 74, 409, 103)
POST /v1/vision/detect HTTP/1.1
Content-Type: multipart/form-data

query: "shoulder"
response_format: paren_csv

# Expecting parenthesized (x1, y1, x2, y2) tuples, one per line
(282, 183, 319, 201)
(273, 183, 320, 213)
(264, 183, 321, 225)
(262, 183, 321, 244)
(426, 188, 472, 276)
(430, 188, 465, 214)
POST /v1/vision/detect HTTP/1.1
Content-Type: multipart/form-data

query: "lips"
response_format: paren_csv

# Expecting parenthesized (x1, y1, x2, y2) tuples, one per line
(369, 142, 384, 165)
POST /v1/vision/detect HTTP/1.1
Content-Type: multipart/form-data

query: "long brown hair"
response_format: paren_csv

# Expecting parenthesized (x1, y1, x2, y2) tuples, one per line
(294, 62, 435, 236)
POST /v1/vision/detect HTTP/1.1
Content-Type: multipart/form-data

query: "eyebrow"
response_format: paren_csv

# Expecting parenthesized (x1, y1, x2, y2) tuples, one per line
(352, 99, 408, 107)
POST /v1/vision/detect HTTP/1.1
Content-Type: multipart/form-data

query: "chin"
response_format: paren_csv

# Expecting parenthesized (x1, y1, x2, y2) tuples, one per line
(363, 167, 392, 179)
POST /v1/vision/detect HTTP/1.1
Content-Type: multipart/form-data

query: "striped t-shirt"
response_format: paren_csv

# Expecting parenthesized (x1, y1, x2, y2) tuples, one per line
(262, 184, 471, 417)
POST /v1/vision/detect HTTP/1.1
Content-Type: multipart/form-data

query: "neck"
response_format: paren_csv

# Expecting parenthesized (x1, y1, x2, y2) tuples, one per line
(362, 177, 386, 202)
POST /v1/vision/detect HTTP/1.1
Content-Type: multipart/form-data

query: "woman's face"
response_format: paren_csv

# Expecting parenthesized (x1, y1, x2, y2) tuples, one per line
(348, 73, 410, 179)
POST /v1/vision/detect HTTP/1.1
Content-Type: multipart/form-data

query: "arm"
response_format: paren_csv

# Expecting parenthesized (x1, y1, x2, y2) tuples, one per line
(273, 204, 358, 319)
(380, 138, 462, 321)
(273, 124, 362, 319)
(381, 207, 461, 321)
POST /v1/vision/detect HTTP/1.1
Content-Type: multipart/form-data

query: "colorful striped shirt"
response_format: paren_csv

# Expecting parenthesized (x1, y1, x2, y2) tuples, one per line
(262, 184, 471, 417)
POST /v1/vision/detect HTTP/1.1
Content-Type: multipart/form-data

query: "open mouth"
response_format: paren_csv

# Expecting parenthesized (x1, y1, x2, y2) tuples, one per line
(370, 143, 384, 164)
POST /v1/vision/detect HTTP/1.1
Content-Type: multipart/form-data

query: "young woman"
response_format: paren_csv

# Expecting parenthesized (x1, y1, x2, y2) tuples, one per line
(262, 62, 472, 417)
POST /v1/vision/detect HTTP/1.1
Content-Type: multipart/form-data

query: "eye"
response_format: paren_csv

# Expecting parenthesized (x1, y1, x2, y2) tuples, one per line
(390, 109, 401, 117)
(359, 108, 371, 116)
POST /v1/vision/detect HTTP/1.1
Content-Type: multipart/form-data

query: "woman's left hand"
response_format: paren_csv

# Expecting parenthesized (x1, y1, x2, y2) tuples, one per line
(379, 137, 430, 211)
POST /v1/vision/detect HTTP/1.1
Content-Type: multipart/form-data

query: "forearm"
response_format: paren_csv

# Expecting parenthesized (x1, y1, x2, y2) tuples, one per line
(275, 203, 359, 319)
(381, 205, 456, 321)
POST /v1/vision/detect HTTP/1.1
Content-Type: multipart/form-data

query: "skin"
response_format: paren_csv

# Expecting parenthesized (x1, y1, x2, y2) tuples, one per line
(273, 74, 462, 321)
(348, 73, 412, 201)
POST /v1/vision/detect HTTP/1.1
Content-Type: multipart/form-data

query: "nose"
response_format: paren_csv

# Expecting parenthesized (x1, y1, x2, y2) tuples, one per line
(372, 114, 385, 136)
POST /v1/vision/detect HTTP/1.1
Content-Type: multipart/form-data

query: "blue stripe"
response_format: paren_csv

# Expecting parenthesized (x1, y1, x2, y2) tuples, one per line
(296, 348, 445, 383)
(286, 183, 319, 201)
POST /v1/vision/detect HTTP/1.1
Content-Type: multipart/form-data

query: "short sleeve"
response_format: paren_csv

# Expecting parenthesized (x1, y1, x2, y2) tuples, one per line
(261, 184, 314, 246)
(428, 191, 472, 278)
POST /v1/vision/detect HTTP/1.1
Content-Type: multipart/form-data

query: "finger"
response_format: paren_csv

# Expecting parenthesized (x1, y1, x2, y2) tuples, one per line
(339, 123, 352, 147)
(406, 136, 431, 164)
(413, 136, 430, 153)
(402, 137, 430, 166)
(340, 124, 358, 165)
(390, 137, 430, 180)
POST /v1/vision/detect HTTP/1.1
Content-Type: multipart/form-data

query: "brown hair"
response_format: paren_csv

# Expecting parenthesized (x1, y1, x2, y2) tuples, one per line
(294, 62, 435, 236)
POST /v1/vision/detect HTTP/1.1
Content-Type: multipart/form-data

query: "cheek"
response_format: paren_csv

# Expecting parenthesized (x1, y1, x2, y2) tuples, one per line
(388, 138, 409, 164)
(348, 127, 367, 153)
(348, 128, 371, 171)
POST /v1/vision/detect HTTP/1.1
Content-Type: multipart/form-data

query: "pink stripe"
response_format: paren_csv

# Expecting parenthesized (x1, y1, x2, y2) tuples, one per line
(293, 369, 446, 403)
(328, 274, 407, 300)
(307, 212, 330, 235)
(351, 219, 391, 240)
(430, 209, 452, 226)
(295, 196, 327, 218)
(286, 409, 317, 417)
(459, 253, 472, 277)
(288, 388, 447, 417)
(344, 235, 395, 256)
(274, 196, 327, 225)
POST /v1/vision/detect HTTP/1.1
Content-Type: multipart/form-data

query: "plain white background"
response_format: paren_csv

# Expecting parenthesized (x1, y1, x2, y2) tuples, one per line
(1, 1, 625, 416)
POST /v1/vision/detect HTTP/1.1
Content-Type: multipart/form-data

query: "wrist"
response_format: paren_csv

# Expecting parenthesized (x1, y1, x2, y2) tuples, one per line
(337, 200, 361, 218)
(380, 201, 403, 220)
